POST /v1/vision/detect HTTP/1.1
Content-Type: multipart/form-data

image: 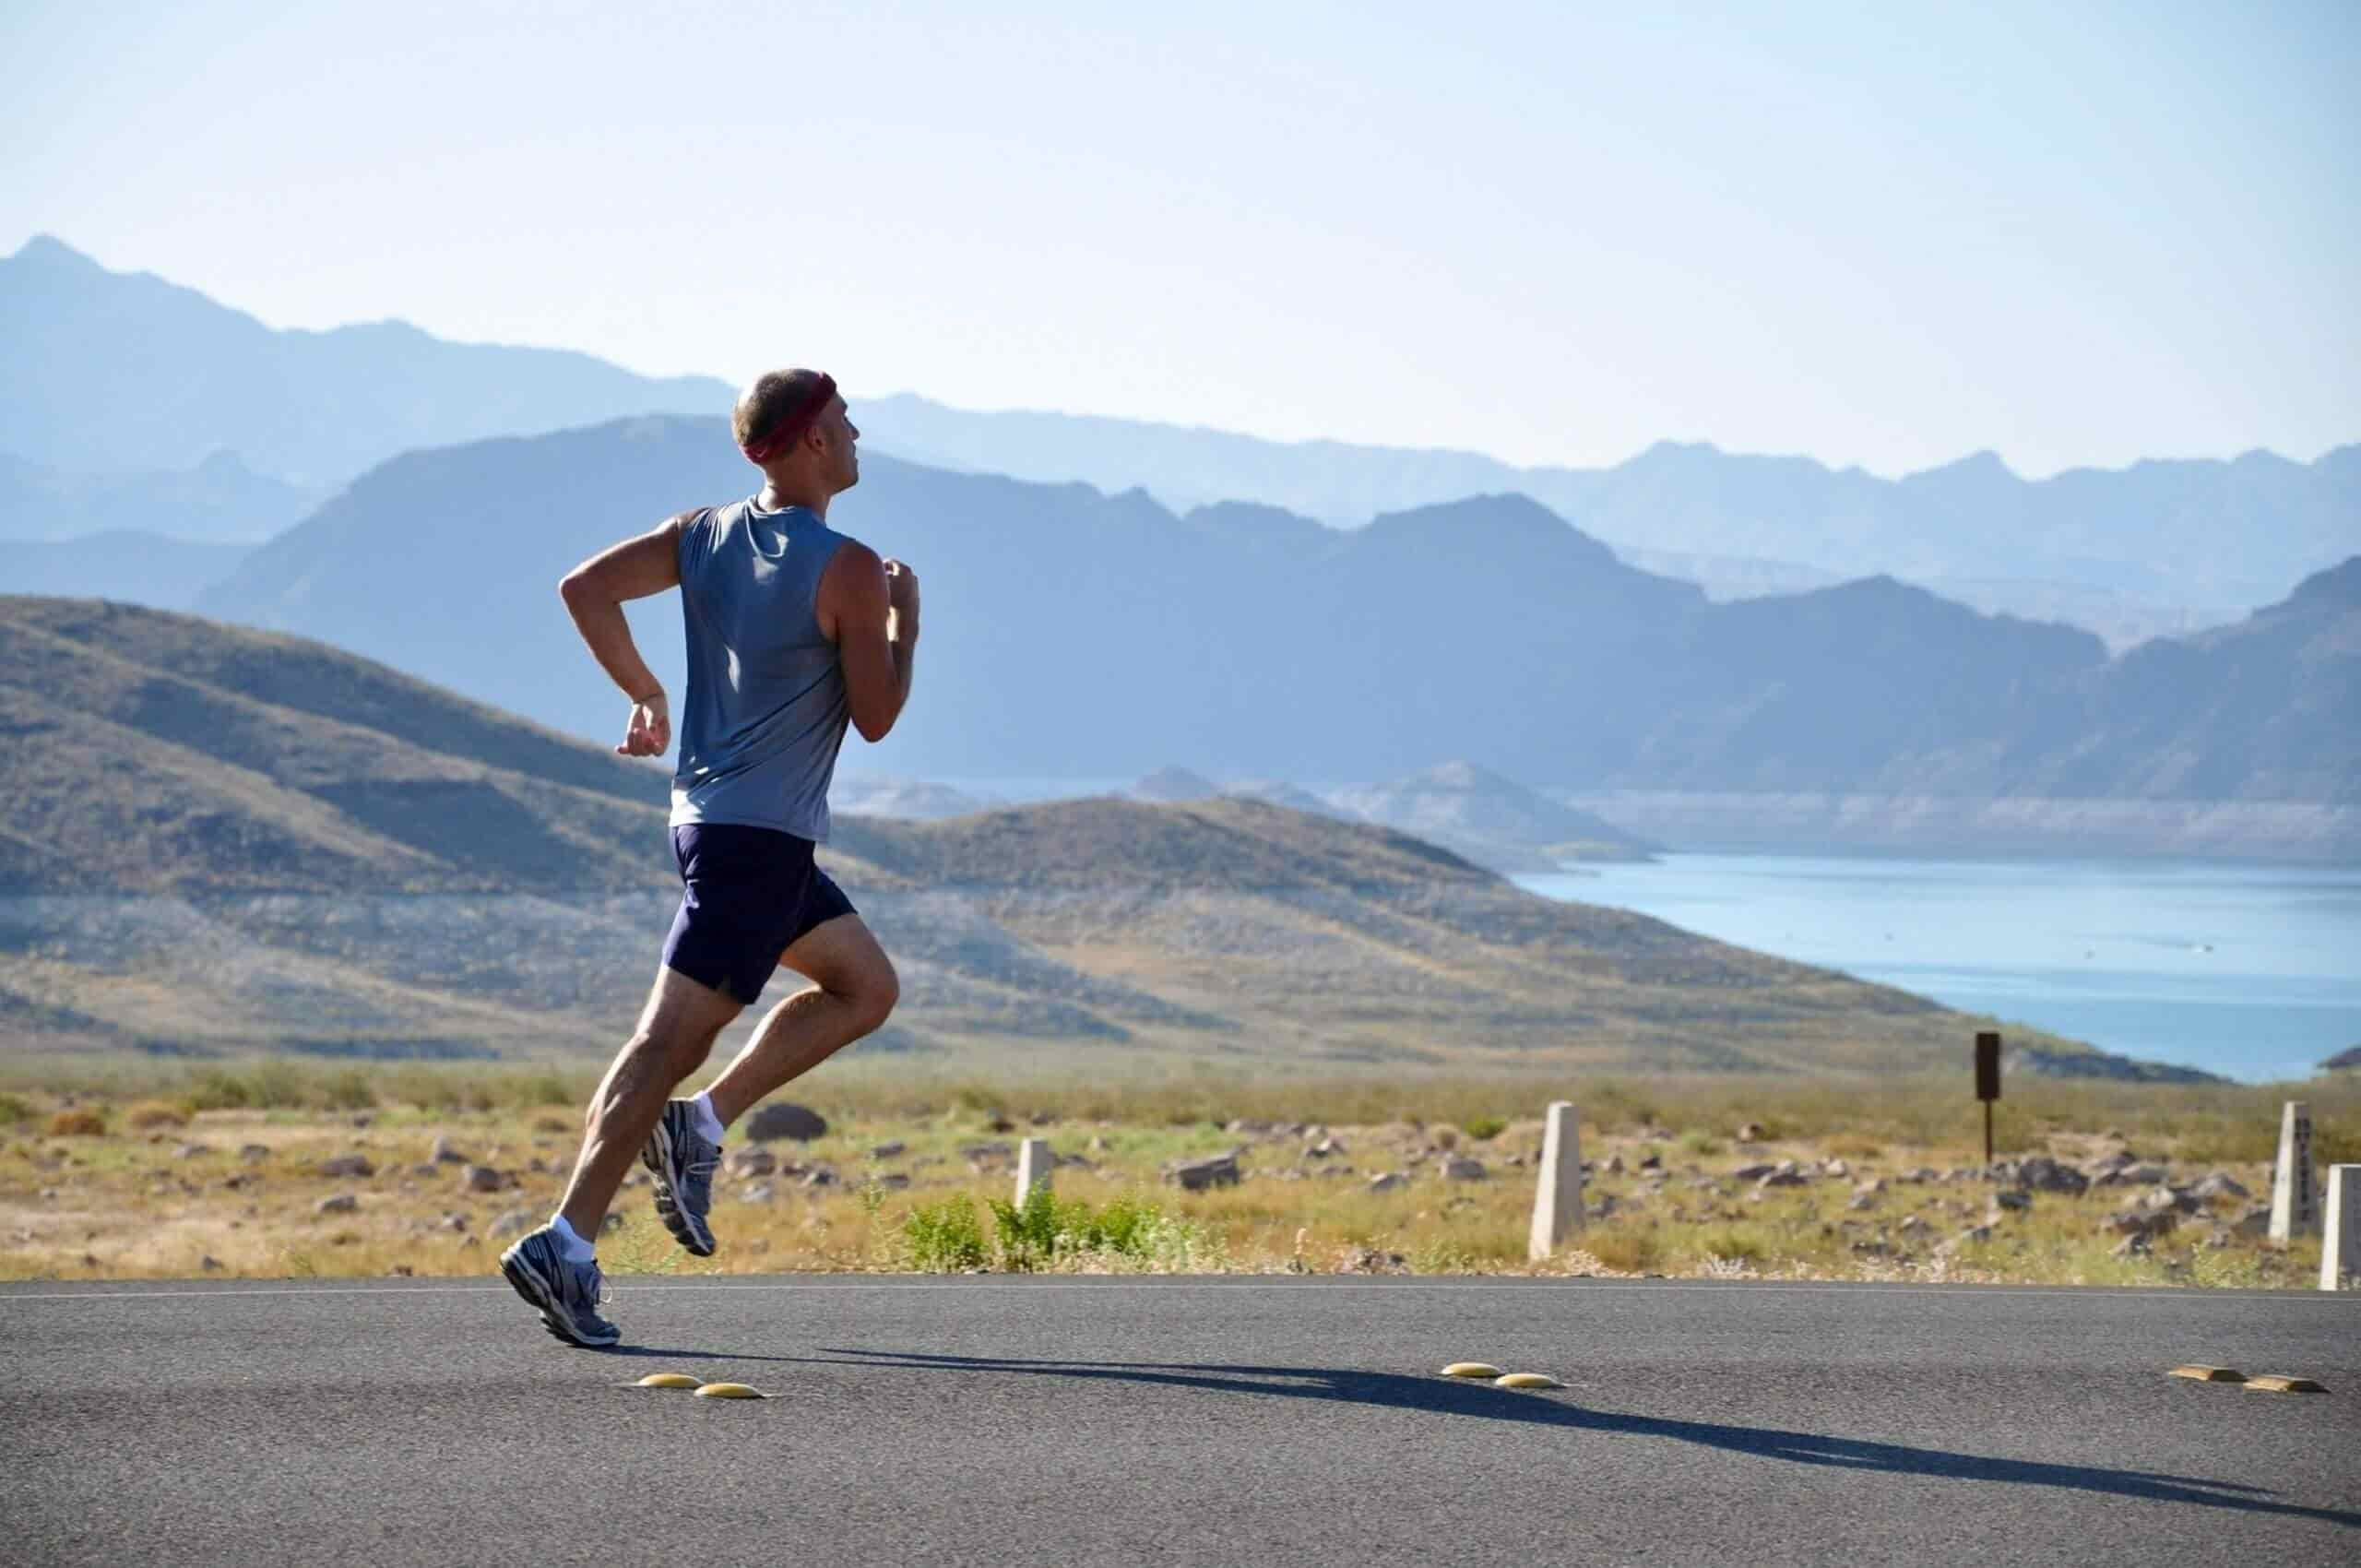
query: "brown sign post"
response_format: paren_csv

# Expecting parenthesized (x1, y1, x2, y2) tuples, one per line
(1975, 1031, 2002, 1166)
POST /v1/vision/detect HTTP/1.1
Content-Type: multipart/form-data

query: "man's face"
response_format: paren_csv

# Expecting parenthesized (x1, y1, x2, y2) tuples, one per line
(825, 398, 860, 493)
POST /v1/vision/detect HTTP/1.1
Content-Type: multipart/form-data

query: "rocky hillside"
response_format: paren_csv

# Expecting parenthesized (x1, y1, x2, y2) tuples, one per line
(0, 596, 2124, 1075)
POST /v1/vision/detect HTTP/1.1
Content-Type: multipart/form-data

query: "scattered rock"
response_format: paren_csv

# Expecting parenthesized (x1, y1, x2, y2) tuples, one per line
(2137, 1184, 2202, 1216)
(431, 1135, 470, 1165)
(314, 1194, 359, 1215)
(1735, 1122, 1766, 1142)
(2189, 1172, 2250, 1201)
(2231, 1204, 2272, 1237)
(1756, 1162, 1809, 1190)
(743, 1103, 829, 1143)
(317, 1155, 375, 1179)
(1992, 1190, 2032, 1212)
(1438, 1157, 1489, 1182)
(438, 1213, 469, 1233)
(1637, 1153, 1662, 1171)
(2094, 1161, 2167, 1188)
(869, 1141, 907, 1159)
(2105, 1207, 2179, 1239)
(741, 1183, 776, 1204)
(461, 1164, 506, 1194)
(1366, 1172, 1407, 1193)
(1165, 1153, 1241, 1192)
(489, 1209, 535, 1238)
(1731, 1163, 1777, 1182)
(2111, 1231, 2153, 1258)
(599, 1213, 623, 1235)
(980, 1111, 1015, 1134)
(725, 1147, 778, 1179)
(1845, 1194, 1878, 1212)
(239, 1144, 270, 1162)
(1087, 1135, 1111, 1153)
(1855, 1178, 1888, 1196)
(872, 1173, 910, 1191)
(801, 1168, 837, 1188)
(1898, 1215, 1930, 1235)
(1305, 1136, 1345, 1159)
(1955, 1224, 1994, 1245)
(1338, 1245, 1409, 1274)
(199, 1255, 223, 1272)
(2010, 1157, 2090, 1196)
(1822, 1158, 1850, 1179)
(1604, 1153, 1626, 1174)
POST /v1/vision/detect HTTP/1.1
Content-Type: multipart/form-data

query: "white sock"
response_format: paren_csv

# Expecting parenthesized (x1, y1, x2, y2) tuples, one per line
(691, 1090, 727, 1144)
(549, 1214, 597, 1262)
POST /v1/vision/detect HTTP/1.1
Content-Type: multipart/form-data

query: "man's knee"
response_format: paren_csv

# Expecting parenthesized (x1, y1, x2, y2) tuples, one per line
(842, 955, 898, 1036)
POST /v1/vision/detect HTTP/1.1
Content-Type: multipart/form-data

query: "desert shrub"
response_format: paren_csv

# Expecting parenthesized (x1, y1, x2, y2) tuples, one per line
(0, 1093, 30, 1127)
(986, 1188, 1179, 1271)
(1677, 1130, 1723, 1157)
(1461, 1116, 1507, 1142)
(1583, 1227, 1664, 1274)
(125, 1099, 192, 1130)
(186, 1069, 253, 1111)
(47, 1108, 107, 1137)
(1690, 1227, 1766, 1266)
(987, 1187, 1062, 1269)
(320, 1069, 377, 1112)
(903, 1196, 988, 1271)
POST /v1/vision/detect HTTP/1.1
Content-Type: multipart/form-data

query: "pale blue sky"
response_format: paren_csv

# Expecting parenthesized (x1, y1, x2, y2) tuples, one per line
(4, 0, 2354, 476)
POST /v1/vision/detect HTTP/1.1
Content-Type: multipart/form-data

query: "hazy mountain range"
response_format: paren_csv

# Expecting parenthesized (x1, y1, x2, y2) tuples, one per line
(4, 595, 2130, 1075)
(6, 236, 2353, 645)
(181, 415, 2358, 861)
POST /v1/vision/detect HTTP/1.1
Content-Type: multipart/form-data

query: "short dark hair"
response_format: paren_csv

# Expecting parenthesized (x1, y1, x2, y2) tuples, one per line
(733, 368, 831, 451)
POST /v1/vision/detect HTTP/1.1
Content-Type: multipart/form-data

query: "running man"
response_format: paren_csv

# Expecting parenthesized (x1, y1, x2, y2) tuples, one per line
(500, 369, 918, 1346)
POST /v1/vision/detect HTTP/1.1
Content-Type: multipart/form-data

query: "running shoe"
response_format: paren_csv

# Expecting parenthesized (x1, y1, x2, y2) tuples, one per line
(641, 1099, 720, 1257)
(498, 1225, 621, 1348)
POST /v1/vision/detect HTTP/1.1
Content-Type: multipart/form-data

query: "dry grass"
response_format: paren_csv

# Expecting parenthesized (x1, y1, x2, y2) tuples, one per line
(0, 1063, 2349, 1289)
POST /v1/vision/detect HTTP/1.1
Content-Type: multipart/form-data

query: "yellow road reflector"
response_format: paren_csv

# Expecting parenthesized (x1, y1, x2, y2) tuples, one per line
(1494, 1372, 1563, 1390)
(634, 1372, 700, 1390)
(1442, 1362, 1503, 1379)
(2244, 1375, 2327, 1394)
(694, 1381, 765, 1399)
(2168, 1365, 2247, 1383)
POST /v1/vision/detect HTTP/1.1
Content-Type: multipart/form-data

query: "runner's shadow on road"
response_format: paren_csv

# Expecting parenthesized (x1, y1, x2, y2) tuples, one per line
(811, 1348, 2358, 1529)
(598, 1343, 811, 1364)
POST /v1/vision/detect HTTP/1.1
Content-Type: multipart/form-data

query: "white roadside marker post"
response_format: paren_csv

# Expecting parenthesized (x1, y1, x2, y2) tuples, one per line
(1015, 1137, 1053, 1207)
(1527, 1100, 1584, 1263)
(2269, 1101, 2317, 1243)
(2322, 1166, 2359, 1292)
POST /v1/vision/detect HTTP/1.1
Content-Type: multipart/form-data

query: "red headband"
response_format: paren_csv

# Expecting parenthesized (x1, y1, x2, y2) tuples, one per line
(740, 374, 838, 464)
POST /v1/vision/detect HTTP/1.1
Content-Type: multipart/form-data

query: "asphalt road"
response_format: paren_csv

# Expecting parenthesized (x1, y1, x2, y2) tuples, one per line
(3, 1275, 2355, 1567)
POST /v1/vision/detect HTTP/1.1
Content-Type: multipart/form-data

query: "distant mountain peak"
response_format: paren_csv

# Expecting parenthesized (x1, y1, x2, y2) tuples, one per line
(8, 233, 102, 271)
(2287, 555, 2361, 608)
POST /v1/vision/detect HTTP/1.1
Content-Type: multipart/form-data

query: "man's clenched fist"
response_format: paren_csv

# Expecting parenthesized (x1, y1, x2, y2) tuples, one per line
(618, 691, 670, 757)
(884, 558, 919, 619)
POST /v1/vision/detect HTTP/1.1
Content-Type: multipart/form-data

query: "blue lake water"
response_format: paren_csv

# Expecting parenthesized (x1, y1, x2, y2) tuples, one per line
(1514, 857, 2361, 1084)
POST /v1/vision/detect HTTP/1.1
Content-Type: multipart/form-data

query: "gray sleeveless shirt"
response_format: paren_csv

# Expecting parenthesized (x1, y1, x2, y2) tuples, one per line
(669, 498, 852, 841)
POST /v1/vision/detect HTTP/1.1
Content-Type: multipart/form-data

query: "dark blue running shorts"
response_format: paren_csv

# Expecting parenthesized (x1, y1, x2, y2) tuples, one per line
(660, 823, 858, 1004)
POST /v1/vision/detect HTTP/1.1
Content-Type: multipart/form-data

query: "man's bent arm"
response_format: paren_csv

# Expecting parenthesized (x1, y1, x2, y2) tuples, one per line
(822, 542, 919, 742)
(560, 517, 685, 696)
(560, 515, 687, 755)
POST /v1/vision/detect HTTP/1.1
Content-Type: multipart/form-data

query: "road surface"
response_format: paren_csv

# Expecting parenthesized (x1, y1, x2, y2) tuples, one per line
(3, 1275, 2355, 1565)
